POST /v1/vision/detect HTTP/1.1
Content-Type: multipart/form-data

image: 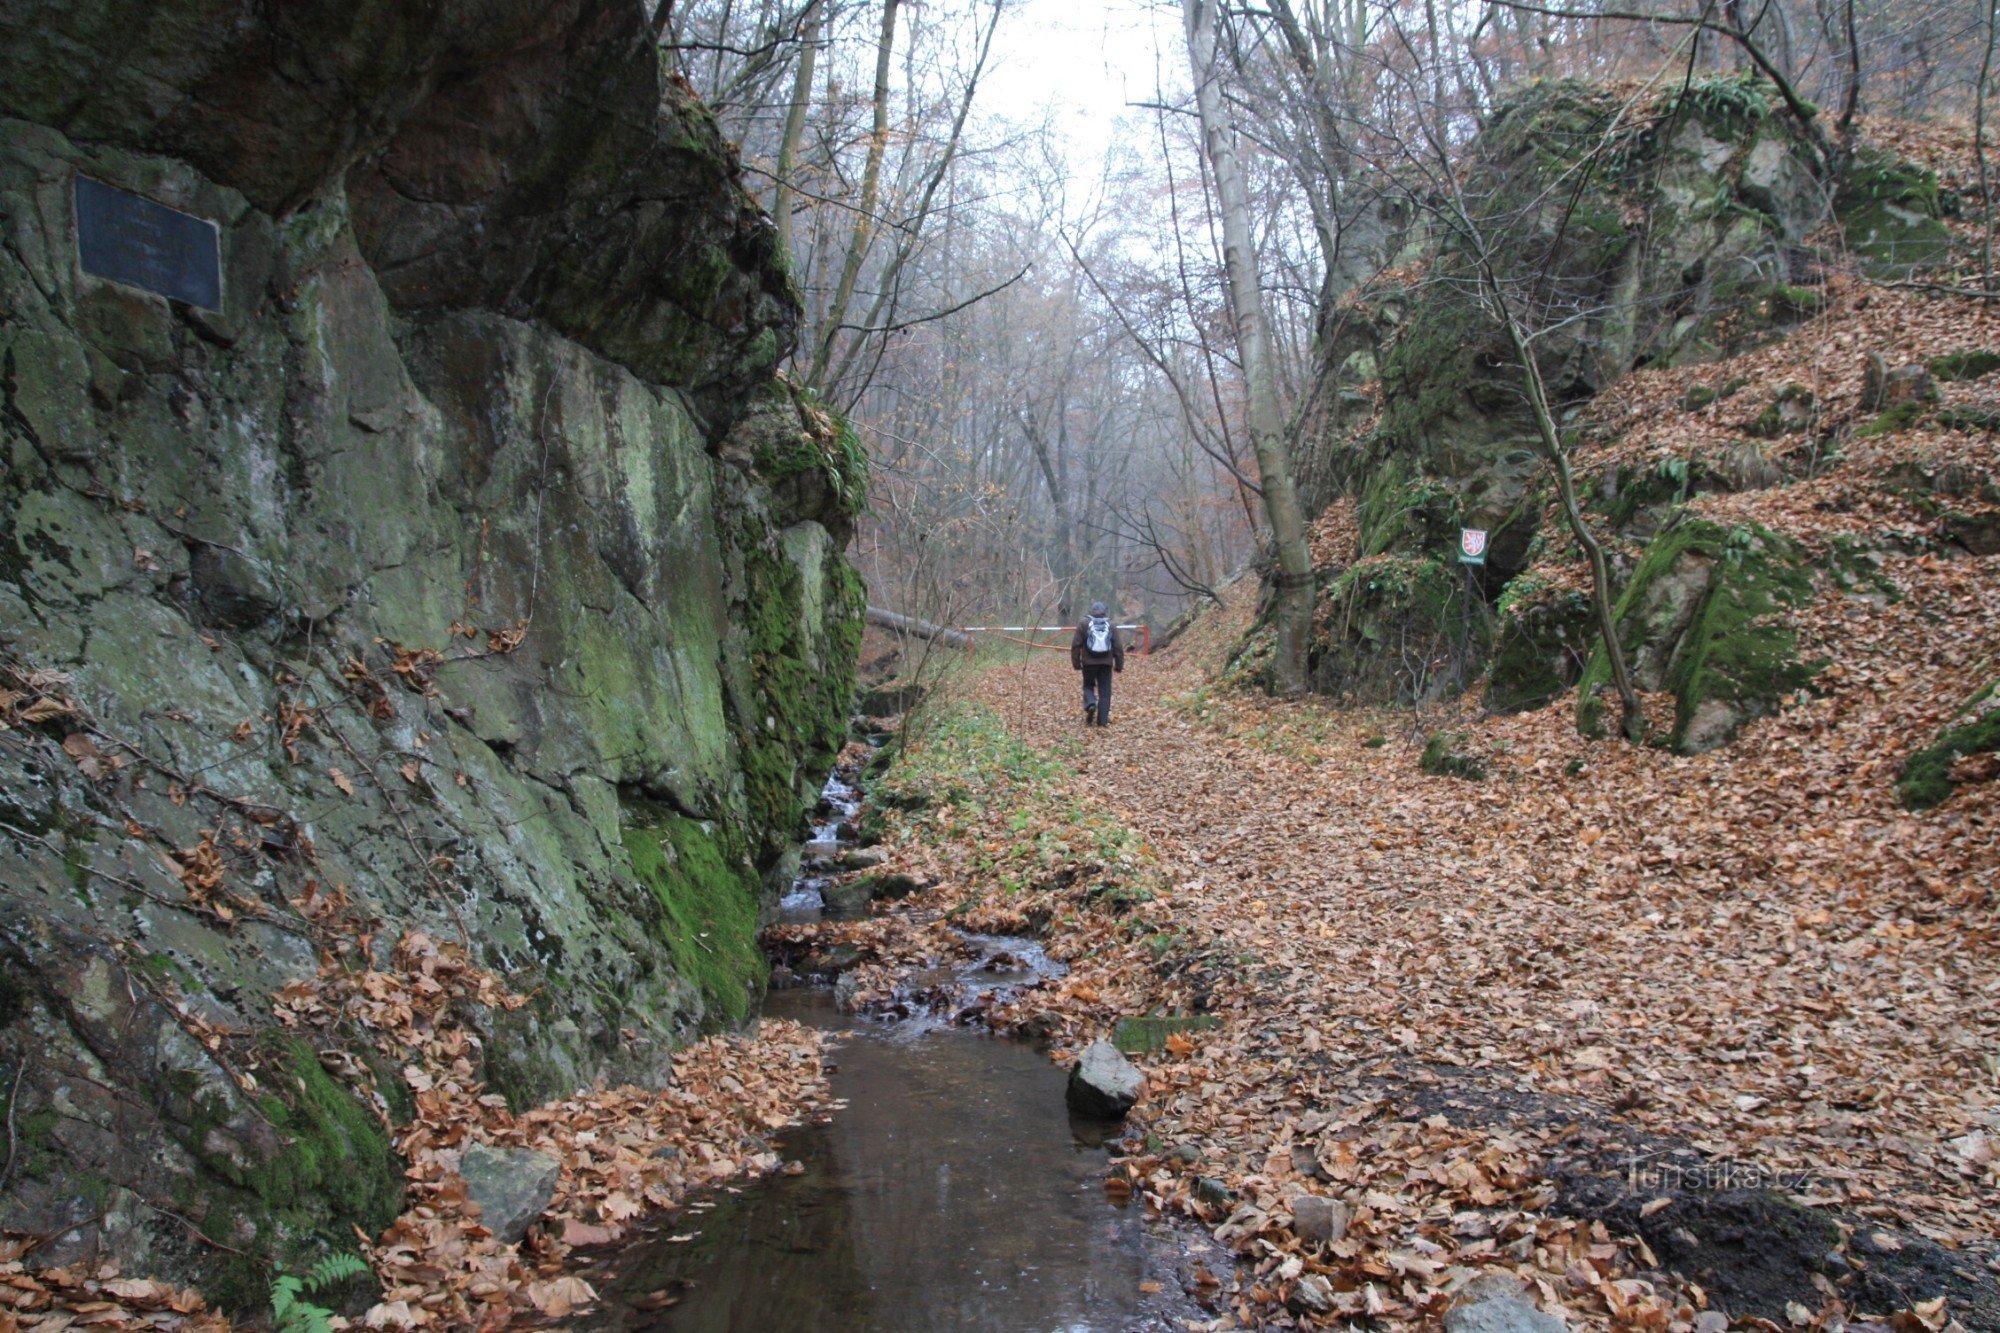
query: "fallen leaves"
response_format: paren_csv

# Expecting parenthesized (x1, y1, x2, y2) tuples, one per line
(861, 525, 1997, 1330)
(268, 897, 829, 1329)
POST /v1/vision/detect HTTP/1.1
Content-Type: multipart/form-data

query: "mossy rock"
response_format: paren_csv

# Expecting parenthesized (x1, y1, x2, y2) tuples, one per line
(1743, 383, 1815, 439)
(1310, 557, 1490, 705)
(1419, 730, 1487, 780)
(1898, 681, 2000, 810)
(1835, 147, 1952, 278)
(1928, 350, 2000, 383)
(622, 815, 767, 1027)
(1112, 1014, 1219, 1055)
(1485, 584, 1596, 713)
(182, 1038, 402, 1311)
(1576, 518, 1821, 752)
(1597, 455, 1716, 537)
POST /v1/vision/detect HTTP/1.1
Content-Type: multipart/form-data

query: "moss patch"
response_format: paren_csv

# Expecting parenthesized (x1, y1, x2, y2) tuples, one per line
(1854, 400, 1929, 438)
(188, 1038, 401, 1310)
(622, 816, 766, 1027)
(1577, 518, 1820, 752)
(1928, 350, 2000, 383)
(1112, 1014, 1218, 1055)
(1897, 680, 2000, 810)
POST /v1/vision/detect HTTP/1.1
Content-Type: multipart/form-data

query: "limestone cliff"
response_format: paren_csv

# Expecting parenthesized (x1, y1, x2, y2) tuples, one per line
(0, 0, 863, 1300)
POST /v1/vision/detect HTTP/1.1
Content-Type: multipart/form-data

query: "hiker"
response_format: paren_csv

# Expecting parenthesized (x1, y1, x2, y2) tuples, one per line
(1071, 601, 1125, 727)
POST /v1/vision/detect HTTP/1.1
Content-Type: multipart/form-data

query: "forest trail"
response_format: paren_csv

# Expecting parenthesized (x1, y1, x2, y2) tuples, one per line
(910, 593, 2000, 1325)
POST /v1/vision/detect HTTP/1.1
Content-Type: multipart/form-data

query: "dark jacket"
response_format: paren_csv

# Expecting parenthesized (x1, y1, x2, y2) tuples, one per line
(1071, 617, 1125, 670)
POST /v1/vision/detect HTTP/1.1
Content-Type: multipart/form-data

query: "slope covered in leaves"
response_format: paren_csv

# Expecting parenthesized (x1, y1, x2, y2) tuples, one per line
(859, 529, 1997, 1328)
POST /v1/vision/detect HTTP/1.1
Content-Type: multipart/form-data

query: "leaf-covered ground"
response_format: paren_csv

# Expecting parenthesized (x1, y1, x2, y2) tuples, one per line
(842, 514, 1998, 1329)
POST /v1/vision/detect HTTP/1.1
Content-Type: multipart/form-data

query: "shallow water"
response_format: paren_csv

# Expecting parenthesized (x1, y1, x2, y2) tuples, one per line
(576, 986, 1188, 1332)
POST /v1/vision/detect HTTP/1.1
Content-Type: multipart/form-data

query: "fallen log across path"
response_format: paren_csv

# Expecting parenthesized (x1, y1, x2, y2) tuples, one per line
(864, 605, 972, 649)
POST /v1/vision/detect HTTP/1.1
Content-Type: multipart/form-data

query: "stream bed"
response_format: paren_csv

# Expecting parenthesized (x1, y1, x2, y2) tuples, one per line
(574, 755, 1215, 1329)
(576, 984, 1206, 1331)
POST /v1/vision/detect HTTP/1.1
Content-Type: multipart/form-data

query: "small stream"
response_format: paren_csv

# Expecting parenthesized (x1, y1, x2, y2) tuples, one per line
(575, 765, 1210, 1331)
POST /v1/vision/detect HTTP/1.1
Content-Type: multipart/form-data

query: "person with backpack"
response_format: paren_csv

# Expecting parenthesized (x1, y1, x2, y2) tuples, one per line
(1071, 601, 1125, 727)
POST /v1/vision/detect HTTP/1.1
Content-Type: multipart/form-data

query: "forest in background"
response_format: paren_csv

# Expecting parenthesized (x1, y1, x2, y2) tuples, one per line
(658, 0, 2000, 636)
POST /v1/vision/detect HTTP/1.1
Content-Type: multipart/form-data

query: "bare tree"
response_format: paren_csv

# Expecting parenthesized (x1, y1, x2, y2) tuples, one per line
(1183, 0, 1317, 694)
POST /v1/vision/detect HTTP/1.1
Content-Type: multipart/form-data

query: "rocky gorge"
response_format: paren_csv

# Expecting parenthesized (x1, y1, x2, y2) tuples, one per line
(0, 0, 863, 1306)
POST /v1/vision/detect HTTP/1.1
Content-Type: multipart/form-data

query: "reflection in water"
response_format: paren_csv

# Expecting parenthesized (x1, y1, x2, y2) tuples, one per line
(581, 990, 1160, 1332)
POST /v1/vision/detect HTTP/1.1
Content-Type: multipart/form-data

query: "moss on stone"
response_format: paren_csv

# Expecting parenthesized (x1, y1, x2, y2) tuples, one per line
(751, 385, 869, 520)
(1854, 400, 1929, 438)
(1576, 518, 1820, 752)
(1897, 680, 2000, 810)
(1744, 383, 1815, 439)
(729, 524, 863, 860)
(1937, 404, 2000, 433)
(622, 816, 766, 1026)
(1836, 147, 1952, 277)
(1354, 457, 1461, 558)
(1311, 556, 1487, 704)
(1928, 350, 2000, 382)
(1419, 730, 1487, 780)
(186, 1037, 401, 1310)
(1485, 583, 1595, 713)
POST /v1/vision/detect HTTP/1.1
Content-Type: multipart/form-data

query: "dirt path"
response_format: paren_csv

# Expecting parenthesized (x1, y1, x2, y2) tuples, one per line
(949, 606, 1997, 1328)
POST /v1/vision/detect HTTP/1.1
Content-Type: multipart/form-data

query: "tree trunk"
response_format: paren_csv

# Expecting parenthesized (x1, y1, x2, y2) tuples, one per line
(1182, 0, 1315, 694)
(771, 0, 822, 267)
(1496, 305, 1645, 743)
(866, 606, 971, 649)
(807, 0, 899, 389)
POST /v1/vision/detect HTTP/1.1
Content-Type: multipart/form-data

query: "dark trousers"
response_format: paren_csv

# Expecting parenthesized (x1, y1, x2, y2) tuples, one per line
(1081, 664, 1113, 724)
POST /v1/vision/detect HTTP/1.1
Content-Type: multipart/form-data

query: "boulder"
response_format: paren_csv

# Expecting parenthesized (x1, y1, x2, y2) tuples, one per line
(1290, 1193, 1352, 1245)
(1862, 355, 1939, 412)
(1065, 1040, 1143, 1118)
(1444, 1275, 1567, 1333)
(459, 1144, 560, 1245)
(839, 847, 888, 870)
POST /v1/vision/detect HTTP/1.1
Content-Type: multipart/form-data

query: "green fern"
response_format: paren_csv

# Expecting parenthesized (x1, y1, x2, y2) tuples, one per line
(270, 1253, 372, 1333)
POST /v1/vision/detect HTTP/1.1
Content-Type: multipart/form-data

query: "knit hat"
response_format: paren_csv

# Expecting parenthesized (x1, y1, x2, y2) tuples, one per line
(1089, 601, 1108, 617)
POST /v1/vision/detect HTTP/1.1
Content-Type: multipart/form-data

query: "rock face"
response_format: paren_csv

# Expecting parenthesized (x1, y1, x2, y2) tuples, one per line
(1065, 1040, 1144, 1118)
(1282, 76, 1952, 739)
(459, 1145, 561, 1246)
(0, 0, 862, 1305)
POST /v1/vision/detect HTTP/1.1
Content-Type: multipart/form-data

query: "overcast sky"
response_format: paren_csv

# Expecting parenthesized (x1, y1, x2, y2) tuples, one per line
(979, 0, 1176, 194)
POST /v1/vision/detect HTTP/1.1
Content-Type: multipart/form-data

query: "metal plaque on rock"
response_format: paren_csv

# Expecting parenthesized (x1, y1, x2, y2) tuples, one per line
(73, 175, 222, 311)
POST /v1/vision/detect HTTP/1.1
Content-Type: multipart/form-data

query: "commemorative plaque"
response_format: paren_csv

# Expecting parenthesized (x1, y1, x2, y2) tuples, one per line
(74, 175, 222, 311)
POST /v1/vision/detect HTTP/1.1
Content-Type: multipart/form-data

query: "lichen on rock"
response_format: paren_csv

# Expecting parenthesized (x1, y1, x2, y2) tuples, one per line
(0, 0, 863, 1301)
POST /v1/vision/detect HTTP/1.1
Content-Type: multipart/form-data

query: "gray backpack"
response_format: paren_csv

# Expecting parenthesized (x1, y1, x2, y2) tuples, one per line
(1085, 615, 1113, 655)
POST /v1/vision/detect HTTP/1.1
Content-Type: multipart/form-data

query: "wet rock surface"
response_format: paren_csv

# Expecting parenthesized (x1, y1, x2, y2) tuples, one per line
(1066, 1041, 1145, 1119)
